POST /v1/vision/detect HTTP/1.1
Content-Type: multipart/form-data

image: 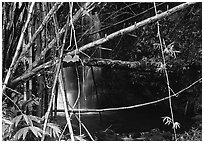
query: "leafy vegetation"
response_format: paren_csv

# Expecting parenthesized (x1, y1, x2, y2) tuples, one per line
(2, 2, 201, 141)
(2, 93, 61, 141)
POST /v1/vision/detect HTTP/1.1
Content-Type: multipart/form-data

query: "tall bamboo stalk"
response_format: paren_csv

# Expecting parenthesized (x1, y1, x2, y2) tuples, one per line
(2, 2, 35, 93)
(52, 2, 61, 119)
(24, 2, 94, 71)
(12, 2, 63, 74)
(40, 2, 47, 116)
(41, 5, 70, 140)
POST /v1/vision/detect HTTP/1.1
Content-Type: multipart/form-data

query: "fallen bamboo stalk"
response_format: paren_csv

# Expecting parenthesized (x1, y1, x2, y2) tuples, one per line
(64, 2, 196, 57)
(10, 2, 197, 86)
(55, 78, 201, 113)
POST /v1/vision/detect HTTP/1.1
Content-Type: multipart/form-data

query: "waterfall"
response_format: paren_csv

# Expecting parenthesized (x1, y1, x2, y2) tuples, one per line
(57, 11, 102, 111)
(57, 66, 101, 110)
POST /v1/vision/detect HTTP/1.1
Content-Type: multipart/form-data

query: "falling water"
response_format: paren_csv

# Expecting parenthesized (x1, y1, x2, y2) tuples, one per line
(57, 65, 101, 110)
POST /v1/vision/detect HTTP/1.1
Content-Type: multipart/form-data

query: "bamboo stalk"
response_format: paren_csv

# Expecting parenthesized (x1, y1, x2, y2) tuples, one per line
(26, 2, 94, 70)
(40, 2, 47, 117)
(52, 2, 61, 120)
(12, 60, 56, 86)
(10, 2, 196, 85)
(58, 70, 75, 141)
(28, 21, 32, 112)
(23, 39, 27, 103)
(11, 54, 194, 85)
(64, 2, 196, 57)
(2, 2, 35, 93)
(54, 78, 202, 113)
(153, 2, 177, 140)
(10, 58, 150, 85)
(12, 2, 63, 78)
(41, 5, 70, 140)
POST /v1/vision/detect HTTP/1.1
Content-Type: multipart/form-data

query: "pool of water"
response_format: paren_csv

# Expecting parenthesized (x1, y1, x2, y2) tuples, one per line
(56, 104, 191, 136)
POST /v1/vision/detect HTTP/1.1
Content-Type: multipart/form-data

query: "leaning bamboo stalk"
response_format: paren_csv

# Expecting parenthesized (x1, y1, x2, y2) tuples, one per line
(10, 2, 196, 85)
(58, 71, 75, 141)
(12, 2, 63, 77)
(52, 3, 61, 119)
(28, 2, 94, 70)
(2, 2, 35, 93)
(64, 2, 196, 57)
(56, 3, 75, 140)
(41, 8, 70, 140)
(12, 60, 56, 85)
(154, 2, 177, 139)
(41, 59, 60, 140)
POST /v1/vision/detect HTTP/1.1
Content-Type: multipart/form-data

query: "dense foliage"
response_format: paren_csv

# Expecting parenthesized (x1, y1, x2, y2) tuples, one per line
(2, 2, 201, 141)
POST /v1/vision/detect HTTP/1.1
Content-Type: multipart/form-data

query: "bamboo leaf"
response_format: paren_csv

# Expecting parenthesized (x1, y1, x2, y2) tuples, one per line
(46, 123, 61, 138)
(2, 118, 13, 125)
(22, 127, 29, 140)
(14, 126, 29, 140)
(23, 114, 32, 126)
(12, 114, 23, 127)
(29, 126, 38, 138)
(29, 126, 43, 138)
(28, 115, 43, 123)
